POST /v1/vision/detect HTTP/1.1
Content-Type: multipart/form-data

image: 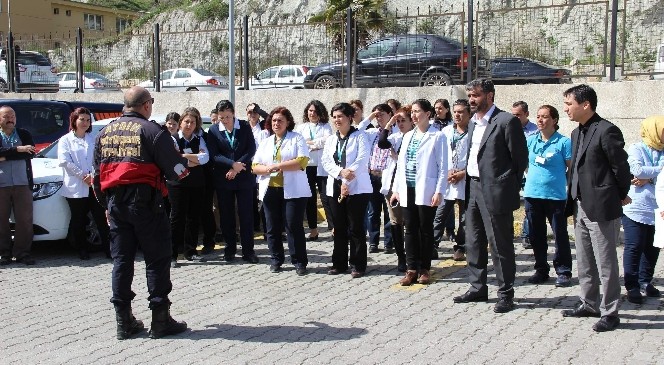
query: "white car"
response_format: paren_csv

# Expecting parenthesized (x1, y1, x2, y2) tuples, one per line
(138, 68, 229, 91)
(240, 64, 309, 90)
(57, 71, 121, 93)
(25, 114, 211, 244)
(0, 50, 59, 93)
(654, 41, 664, 80)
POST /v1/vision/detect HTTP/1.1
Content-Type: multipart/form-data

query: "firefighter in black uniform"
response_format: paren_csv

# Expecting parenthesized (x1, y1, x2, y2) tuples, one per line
(93, 86, 192, 340)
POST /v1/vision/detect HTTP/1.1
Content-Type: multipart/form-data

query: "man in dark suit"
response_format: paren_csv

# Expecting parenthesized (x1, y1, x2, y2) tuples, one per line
(561, 84, 631, 332)
(453, 79, 528, 313)
(207, 100, 259, 264)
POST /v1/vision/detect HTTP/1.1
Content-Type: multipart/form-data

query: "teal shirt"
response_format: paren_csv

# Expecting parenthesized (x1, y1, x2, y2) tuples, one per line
(523, 131, 571, 201)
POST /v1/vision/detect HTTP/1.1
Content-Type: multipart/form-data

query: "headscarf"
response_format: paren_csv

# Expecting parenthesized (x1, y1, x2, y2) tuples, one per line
(640, 115, 664, 151)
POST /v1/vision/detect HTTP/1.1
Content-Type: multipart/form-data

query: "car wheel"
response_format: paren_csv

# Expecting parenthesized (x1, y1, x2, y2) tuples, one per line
(422, 73, 453, 87)
(314, 75, 338, 89)
(186, 87, 199, 91)
(0, 79, 7, 93)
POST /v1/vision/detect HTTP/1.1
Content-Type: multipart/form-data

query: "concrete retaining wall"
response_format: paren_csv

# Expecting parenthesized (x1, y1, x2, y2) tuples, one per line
(3, 80, 663, 147)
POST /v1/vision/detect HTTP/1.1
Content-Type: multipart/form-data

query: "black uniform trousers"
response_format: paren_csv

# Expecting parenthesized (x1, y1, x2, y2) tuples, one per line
(329, 186, 370, 272)
(263, 187, 308, 268)
(108, 184, 172, 309)
(217, 186, 255, 258)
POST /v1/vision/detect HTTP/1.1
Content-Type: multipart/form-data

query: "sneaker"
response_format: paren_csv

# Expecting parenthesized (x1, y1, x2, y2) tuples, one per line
(527, 271, 550, 284)
(522, 237, 532, 249)
(627, 288, 643, 304)
(0, 256, 12, 265)
(555, 274, 572, 287)
(369, 245, 379, 253)
(269, 264, 281, 273)
(16, 255, 35, 265)
(452, 249, 466, 261)
(295, 267, 307, 276)
(384, 246, 395, 254)
(641, 283, 661, 298)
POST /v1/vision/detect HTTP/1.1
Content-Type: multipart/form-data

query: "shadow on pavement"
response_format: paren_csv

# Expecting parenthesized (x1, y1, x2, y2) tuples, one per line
(191, 321, 367, 342)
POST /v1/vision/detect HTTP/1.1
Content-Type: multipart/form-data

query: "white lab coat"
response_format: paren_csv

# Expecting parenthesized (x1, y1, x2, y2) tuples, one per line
(294, 121, 333, 176)
(392, 125, 448, 206)
(321, 129, 372, 197)
(442, 124, 469, 200)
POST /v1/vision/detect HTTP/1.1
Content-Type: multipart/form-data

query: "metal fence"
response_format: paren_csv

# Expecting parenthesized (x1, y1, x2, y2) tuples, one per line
(1, 0, 663, 93)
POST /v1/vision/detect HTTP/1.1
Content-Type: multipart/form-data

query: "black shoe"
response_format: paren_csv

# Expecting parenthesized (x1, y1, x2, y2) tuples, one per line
(200, 246, 214, 255)
(641, 283, 661, 298)
(269, 264, 281, 273)
(0, 256, 12, 265)
(16, 255, 35, 265)
(384, 246, 395, 254)
(242, 254, 259, 264)
(453, 290, 489, 303)
(184, 254, 206, 263)
(555, 274, 572, 287)
(295, 267, 307, 276)
(115, 305, 145, 340)
(522, 237, 532, 249)
(170, 259, 180, 268)
(561, 303, 600, 318)
(148, 305, 187, 339)
(369, 245, 379, 253)
(527, 271, 550, 284)
(592, 315, 620, 332)
(223, 254, 235, 262)
(327, 267, 347, 275)
(431, 247, 439, 260)
(627, 288, 643, 304)
(493, 297, 515, 313)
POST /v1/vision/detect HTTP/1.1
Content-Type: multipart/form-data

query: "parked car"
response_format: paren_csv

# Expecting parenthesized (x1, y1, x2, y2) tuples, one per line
(57, 71, 121, 93)
(0, 99, 123, 151)
(490, 57, 572, 84)
(303, 34, 491, 89)
(239, 65, 310, 90)
(138, 68, 229, 91)
(24, 114, 210, 244)
(653, 41, 664, 80)
(0, 49, 59, 93)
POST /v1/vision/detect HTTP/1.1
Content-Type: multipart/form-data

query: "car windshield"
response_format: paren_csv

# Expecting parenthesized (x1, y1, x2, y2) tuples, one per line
(193, 69, 219, 76)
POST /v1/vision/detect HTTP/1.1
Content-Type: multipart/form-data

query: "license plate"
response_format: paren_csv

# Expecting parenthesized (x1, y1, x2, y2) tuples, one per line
(32, 71, 45, 76)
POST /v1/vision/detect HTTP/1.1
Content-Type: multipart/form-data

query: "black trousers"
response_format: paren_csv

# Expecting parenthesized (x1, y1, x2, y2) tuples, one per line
(328, 190, 370, 272)
(465, 178, 516, 299)
(433, 199, 466, 252)
(217, 187, 255, 258)
(201, 180, 218, 247)
(168, 185, 204, 259)
(263, 187, 308, 268)
(65, 188, 110, 252)
(402, 187, 437, 271)
(305, 166, 333, 230)
(108, 184, 172, 309)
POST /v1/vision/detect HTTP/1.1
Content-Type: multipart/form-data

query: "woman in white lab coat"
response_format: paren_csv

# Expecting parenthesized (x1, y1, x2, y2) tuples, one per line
(390, 99, 448, 286)
(322, 102, 372, 278)
(253, 107, 311, 276)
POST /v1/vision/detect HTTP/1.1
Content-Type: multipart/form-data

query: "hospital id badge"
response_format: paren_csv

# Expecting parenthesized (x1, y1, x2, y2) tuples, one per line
(407, 160, 416, 170)
(535, 155, 546, 164)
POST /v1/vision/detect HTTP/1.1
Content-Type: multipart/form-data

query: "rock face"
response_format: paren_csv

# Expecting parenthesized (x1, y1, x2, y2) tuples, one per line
(46, 0, 664, 81)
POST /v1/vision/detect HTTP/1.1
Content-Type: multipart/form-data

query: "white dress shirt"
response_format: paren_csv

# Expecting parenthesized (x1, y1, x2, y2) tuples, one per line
(466, 105, 496, 178)
(57, 131, 95, 198)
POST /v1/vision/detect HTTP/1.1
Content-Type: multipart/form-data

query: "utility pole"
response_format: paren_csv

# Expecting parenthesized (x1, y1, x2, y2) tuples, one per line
(228, 1, 235, 104)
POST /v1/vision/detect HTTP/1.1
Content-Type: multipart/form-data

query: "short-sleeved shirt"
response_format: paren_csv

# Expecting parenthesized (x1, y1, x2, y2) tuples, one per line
(523, 131, 572, 201)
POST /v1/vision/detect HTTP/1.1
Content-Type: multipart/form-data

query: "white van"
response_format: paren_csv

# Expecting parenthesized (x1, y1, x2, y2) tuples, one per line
(654, 41, 664, 80)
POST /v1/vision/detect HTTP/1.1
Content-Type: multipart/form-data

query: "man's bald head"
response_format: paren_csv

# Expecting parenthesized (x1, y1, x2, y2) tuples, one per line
(123, 86, 152, 118)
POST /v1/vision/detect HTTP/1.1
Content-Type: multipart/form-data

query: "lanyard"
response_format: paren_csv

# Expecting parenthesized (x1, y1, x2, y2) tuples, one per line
(451, 129, 467, 151)
(308, 123, 317, 140)
(273, 134, 285, 162)
(336, 137, 349, 163)
(224, 128, 235, 149)
(1, 129, 18, 146)
(532, 133, 555, 156)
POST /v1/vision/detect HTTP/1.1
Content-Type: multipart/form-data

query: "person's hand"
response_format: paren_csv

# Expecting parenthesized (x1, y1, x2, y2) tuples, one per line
(621, 196, 632, 206)
(267, 163, 281, 174)
(340, 169, 356, 181)
(386, 114, 398, 129)
(17, 145, 35, 154)
(631, 177, 650, 187)
(105, 210, 110, 225)
(340, 183, 349, 197)
(226, 169, 237, 180)
(431, 193, 441, 207)
(83, 174, 93, 186)
(389, 192, 400, 206)
(232, 161, 246, 173)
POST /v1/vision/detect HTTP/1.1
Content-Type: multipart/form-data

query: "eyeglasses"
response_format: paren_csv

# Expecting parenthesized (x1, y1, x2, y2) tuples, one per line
(141, 98, 155, 105)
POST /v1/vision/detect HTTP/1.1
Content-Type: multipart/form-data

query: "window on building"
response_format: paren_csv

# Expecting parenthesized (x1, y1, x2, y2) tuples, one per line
(53, 8, 60, 15)
(116, 18, 131, 33)
(66, 10, 71, 16)
(84, 13, 103, 30)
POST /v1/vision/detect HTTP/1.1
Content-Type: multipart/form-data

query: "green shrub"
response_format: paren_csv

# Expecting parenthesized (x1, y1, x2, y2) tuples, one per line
(192, 0, 229, 23)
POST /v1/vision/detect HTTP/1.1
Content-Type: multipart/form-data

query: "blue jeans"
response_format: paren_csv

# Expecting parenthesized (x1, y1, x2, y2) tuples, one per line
(368, 174, 392, 248)
(524, 198, 572, 276)
(621, 215, 660, 291)
(263, 187, 308, 268)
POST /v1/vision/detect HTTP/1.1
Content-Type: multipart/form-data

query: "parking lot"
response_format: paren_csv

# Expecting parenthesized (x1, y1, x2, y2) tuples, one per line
(1, 228, 663, 364)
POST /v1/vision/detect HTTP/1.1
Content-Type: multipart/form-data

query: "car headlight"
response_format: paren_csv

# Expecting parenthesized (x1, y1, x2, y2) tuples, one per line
(32, 182, 63, 201)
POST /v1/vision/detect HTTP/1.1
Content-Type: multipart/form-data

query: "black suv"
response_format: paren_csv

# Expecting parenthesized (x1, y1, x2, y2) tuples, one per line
(303, 34, 491, 89)
(490, 57, 572, 84)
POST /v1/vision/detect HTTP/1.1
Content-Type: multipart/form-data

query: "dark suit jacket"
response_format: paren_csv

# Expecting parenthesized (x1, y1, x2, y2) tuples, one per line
(465, 107, 528, 214)
(0, 128, 34, 186)
(207, 119, 256, 190)
(565, 113, 631, 221)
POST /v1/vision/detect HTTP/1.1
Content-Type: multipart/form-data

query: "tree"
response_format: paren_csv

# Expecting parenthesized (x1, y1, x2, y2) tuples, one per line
(309, 0, 386, 51)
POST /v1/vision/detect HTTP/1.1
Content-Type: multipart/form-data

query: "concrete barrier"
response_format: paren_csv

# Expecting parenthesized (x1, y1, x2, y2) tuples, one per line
(3, 80, 663, 146)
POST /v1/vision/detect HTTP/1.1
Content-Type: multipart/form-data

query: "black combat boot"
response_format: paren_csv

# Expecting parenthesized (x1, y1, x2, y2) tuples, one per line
(148, 304, 187, 339)
(115, 305, 145, 340)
